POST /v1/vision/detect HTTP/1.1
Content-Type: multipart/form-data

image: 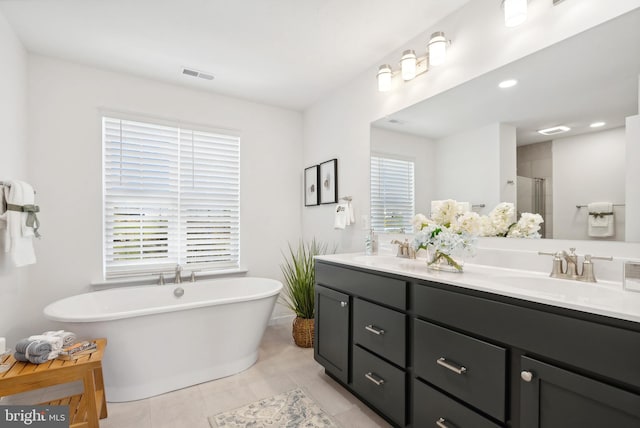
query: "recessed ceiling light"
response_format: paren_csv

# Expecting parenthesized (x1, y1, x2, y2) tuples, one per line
(590, 121, 606, 128)
(538, 126, 571, 135)
(498, 79, 518, 89)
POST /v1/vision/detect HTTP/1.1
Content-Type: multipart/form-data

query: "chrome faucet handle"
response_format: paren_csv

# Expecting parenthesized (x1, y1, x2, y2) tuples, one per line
(190, 271, 197, 282)
(157, 273, 165, 285)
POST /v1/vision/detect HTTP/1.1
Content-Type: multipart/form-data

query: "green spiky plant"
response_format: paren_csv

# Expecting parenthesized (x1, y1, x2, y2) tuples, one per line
(280, 238, 330, 319)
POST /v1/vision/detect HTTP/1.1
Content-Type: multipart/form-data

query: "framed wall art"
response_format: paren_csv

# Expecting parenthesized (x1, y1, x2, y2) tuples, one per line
(304, 165, 319, 206)
(319, 158, 338, 204)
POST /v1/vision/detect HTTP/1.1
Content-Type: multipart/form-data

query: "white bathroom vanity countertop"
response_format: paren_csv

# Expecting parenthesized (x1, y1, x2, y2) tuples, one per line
(315, 253, 640, 324)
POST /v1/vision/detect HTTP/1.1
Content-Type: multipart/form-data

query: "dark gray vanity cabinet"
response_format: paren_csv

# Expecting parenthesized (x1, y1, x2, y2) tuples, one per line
(520, 357, 640, 428)
(314, 284, 350, 384)
(314, 260, 640, 428)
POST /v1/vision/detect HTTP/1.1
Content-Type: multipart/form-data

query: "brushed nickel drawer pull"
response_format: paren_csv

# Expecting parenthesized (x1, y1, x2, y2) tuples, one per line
(436, 417, 451, 428)
(437, 357, 467, 375)
(365, 324, 385, 335)
(364, 372, 385, 386)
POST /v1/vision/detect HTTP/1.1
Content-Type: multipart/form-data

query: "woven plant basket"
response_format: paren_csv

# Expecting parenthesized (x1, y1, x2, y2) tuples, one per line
(292, 316, 314, 348)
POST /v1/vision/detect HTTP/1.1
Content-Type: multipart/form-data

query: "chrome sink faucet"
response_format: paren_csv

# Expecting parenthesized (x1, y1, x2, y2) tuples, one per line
(538, 248, 612, 283)
(391, 239, 416, 259)
(174, 264, 183, 284)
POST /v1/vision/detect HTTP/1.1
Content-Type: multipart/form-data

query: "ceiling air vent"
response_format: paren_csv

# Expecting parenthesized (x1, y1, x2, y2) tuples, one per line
(182, 67, 215, 81)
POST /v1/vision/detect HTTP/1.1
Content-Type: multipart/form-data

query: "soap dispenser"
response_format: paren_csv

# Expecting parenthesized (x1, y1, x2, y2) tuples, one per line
(365, 229, 378, 255)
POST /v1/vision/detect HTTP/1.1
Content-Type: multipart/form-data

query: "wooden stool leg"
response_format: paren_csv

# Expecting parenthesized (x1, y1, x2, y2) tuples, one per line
(93, 366, 108, 419)
(82, 370, 99, 428)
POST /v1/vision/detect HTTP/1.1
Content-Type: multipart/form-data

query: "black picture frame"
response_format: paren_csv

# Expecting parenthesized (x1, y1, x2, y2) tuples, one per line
(304, 165, 319, 206)
(319, 158, 338, 204)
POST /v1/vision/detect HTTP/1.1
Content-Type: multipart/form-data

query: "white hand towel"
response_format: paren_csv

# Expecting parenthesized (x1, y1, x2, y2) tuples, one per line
(334, 203, 348, 229)
(348, 201, 355, 225)
(587, 202, 614, 238)
(1, 180, 37, 266)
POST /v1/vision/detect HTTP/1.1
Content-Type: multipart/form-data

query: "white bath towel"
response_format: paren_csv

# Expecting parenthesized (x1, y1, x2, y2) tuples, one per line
(0, 180, 37, 266)
(334, 203, 349, 229)
(347, 201, 355, 225)
(587, 202, 614, 238)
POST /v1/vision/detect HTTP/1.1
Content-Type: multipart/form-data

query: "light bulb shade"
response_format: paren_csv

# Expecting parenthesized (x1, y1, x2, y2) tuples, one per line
(377, 64, 392, 92)
(503, 0, 527, 27)
(401, 50, 417, 81)
(428, 32, 447, 66)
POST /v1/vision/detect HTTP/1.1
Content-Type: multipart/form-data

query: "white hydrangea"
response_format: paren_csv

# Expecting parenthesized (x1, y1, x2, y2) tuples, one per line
(412, 213, 430, 230)
(452, 211, 482, 236)
(431, 199, 459, 226)
(507, 212, 544, 239)
(487, 202, 516, 236)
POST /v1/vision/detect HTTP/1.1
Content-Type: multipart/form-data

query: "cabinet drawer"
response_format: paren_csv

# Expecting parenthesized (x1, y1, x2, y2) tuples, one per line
(414, 319, 506, 422)
(316, 262, 406, 310)
(414, 283, 640, 388)
(414, 379, 502, 428)
(353, 298, 406, 367)
(352, 345, 406, 427)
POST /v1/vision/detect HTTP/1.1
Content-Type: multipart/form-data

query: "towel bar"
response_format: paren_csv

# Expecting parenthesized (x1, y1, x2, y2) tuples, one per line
(576, 204, 625, 209)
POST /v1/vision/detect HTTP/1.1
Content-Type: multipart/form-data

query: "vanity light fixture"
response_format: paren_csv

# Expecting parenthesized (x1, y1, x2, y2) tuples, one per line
(377, 32, 450, 92)
(538, 125, 571, 135)
(401, 50, 418, 81)
(502, 0, 528, 27)
(590, 121, 606, 128)
(498, 79, 518, 88)
(377, 64, 393, 92)
(428, 32, 448, 66)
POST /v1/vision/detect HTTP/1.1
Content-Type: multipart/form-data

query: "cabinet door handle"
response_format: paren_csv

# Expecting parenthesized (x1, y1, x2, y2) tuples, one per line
(436, 418, 451, 428)
(364, 372, 385, 386)
(365, 324, 385, 335)
(521, 370, 534, 382)
(340, 301, 348, 308)
(436, 357, 467, 375)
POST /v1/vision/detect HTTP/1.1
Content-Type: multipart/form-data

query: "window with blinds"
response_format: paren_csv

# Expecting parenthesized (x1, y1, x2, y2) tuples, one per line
(103, 117, 240, 278)
(370, 154, 415, 233)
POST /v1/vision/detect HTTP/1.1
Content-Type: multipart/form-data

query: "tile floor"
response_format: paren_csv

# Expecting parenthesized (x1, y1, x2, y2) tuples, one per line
(4, 324, 390, 428)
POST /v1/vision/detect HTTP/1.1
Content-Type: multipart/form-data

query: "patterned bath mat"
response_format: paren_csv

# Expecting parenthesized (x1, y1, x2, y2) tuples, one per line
(209, 388, 340, 428)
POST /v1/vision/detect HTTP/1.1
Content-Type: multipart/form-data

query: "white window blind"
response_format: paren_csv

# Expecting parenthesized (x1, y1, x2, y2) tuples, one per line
(103, 117, 240, 277)
(370, 154, 415, 233)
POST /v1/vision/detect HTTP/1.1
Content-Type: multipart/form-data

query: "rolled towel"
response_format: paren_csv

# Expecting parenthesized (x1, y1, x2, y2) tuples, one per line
(43, 330, 77, 347)
(15, 338, 53, 356)
(29, 334, 63, 352)
(13, 351, 51, 364)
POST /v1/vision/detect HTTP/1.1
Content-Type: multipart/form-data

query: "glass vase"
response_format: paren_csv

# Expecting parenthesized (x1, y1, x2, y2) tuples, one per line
(426, 245, 464, 273)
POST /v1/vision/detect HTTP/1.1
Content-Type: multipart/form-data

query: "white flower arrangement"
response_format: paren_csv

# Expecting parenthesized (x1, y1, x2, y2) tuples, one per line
(412, 200, 545, 271)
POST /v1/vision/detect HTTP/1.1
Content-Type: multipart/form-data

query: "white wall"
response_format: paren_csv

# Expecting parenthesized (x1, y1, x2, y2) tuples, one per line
(303, 0, 640, 253)
(553, 127, 626, 241)
(15, 55, 302, 339)
(370, 127, 435, 217)
(625, 114, 640, 241)
(435, 123, 515, 215)
(0, 11, 29, 345)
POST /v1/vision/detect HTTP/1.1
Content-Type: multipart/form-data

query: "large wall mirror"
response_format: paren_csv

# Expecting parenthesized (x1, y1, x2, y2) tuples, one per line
(371, 9, 640, 242)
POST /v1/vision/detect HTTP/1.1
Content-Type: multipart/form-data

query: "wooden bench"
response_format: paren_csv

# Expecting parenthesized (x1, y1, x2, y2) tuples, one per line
(0, 338, 108, 428)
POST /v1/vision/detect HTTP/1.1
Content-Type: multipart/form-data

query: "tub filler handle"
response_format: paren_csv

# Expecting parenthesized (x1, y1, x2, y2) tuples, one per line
(173, 287, 185, 298)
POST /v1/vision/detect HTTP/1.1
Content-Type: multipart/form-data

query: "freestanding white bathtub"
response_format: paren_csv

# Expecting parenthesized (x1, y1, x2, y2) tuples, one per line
(43, 277, 282, 402)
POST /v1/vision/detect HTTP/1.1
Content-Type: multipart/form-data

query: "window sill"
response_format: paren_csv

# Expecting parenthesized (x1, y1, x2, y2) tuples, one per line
(91, 267, 249, 290)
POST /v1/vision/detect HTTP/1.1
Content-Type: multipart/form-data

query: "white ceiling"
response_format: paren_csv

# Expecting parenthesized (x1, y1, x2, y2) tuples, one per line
(0, 0, 470, 110)
(373, 9, 640, 145)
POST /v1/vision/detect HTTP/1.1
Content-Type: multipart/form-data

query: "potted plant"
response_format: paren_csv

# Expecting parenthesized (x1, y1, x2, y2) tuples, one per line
(280, 238, 329, 348)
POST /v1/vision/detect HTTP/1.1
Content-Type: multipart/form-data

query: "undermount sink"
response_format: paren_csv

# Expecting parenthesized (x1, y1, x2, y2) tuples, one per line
(352, 255, 405, 265)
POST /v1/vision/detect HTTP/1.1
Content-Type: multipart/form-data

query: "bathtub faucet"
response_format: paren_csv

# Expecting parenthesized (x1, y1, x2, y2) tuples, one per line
(174, 264, 183, 284)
